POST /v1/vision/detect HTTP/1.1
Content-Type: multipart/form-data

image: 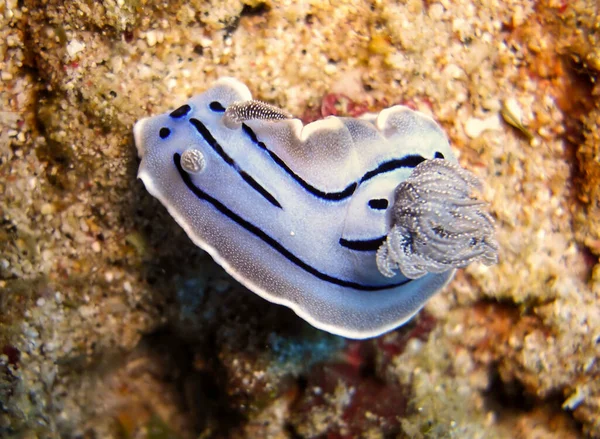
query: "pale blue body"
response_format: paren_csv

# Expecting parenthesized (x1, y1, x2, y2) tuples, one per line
(134, 78, 456, 338)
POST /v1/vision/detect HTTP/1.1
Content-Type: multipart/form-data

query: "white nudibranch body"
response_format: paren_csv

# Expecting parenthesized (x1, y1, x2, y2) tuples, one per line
(133, 77, 498, 339)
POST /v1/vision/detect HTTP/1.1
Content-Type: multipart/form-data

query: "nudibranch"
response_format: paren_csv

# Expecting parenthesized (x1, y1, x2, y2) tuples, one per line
(134, 78, 498, 339)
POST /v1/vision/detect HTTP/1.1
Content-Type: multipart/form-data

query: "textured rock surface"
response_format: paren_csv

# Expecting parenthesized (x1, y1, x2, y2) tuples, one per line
(1, 0, 599, 437)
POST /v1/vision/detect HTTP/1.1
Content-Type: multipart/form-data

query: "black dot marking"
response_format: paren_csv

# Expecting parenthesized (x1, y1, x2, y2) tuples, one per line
(435, 151, 444, 159)
(368, 199, 388, 210)
(170, 104, 191, 118)
(209, 101, 226, 112)
(159, 127, 171, 139)
(339, 236, 386, 252)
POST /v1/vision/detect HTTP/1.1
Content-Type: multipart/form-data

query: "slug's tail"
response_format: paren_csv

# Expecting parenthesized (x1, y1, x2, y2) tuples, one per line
(376, 158, 499, 279)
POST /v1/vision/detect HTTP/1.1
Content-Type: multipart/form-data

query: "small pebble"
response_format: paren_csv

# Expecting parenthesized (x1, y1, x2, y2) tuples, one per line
(66, 39, 85, 58)
(123, 281, 133, 294)
(146, 30, 157, 47)
(324, 63, 337, 75)
(464, 114, 502, 138)
(41, 203, 55, 215)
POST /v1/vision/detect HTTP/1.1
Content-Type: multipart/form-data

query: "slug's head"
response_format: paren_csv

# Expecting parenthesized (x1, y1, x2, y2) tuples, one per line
(133, 77, 258, 186)
(134, 103, 188, 157)
(133, 102, 208, 180)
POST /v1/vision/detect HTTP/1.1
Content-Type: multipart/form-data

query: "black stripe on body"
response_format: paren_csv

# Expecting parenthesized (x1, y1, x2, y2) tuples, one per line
(360, 156, 426, 183)
(190, 118, 235, 165)
(266, 150, 357, 201)
(242, 124, 357, 201)
(189, 118, 281, 208)
(339, 236, 386, 252)
(240, 124, 431, 199)
(174, 153, 410, 291)
(239, 171, 282, 208)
